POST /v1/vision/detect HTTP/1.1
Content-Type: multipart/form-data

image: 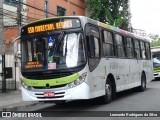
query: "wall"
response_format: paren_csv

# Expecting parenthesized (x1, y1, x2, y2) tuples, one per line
(26, 0, 85, 22)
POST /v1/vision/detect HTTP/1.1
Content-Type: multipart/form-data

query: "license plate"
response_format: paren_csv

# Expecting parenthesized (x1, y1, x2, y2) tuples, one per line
(44, 92, 55, 97)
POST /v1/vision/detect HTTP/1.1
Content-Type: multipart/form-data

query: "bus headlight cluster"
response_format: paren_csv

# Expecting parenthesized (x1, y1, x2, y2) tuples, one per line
(68, 72, 87, 88)
(21, 82, 32, 91)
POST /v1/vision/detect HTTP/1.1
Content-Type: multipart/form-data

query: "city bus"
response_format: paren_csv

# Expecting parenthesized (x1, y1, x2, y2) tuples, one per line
(151, 46, 160, 79)
(19, 16, 153, 104)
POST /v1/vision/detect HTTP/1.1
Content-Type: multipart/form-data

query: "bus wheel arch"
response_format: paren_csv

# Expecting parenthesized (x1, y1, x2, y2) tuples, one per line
(100, 74, 116, 104)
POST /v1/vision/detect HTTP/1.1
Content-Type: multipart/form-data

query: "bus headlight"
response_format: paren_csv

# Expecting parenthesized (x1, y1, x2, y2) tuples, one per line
(68, 72, 87, 88)
(21, 82, 32, 91)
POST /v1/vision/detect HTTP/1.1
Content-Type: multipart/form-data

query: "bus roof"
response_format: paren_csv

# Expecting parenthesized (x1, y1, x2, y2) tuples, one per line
(82, 16, 151, 42)
(23, 16, 151, 42)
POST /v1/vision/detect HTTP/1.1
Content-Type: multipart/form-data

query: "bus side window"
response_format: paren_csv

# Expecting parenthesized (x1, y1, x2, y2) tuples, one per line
(145, 42, 151, 60)
(87, 35, 100, 58)
(140, 41, 146, 59)
(134, 39, 141, 59)
(103, 30, 115, 57)
(115, 34, 125, 58)
(126, 37, 134, 58)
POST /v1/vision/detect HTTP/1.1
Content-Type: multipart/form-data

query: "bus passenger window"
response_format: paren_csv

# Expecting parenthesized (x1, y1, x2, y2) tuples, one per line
(134, 39, 141, 59)
(126, 37, 134, 58)
(140, 41, 146, 59)
(103, 30, 115, 57)
(115, 34, 125, 58)
(145, 42, 151, 59)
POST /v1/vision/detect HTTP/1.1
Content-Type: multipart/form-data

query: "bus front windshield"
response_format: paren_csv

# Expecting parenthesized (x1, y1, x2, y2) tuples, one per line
(21, 32, 86, 71)
(152, 52, 160, 68)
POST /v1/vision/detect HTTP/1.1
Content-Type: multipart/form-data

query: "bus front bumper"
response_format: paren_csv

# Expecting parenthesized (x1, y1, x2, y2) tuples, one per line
(154, 72, 160, 78)
(21, 82, 91, 101)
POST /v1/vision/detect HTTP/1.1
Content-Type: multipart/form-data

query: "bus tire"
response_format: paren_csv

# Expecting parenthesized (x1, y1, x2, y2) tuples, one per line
(100, 78, 113, 104)
(138, 72, 146, 92)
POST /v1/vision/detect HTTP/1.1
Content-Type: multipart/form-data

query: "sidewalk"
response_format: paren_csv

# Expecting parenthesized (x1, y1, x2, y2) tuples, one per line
(0, 89, 38, 111)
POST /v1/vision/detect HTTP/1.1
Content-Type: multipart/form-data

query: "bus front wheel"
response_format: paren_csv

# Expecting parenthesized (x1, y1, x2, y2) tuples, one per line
(100, 78, 113, 104)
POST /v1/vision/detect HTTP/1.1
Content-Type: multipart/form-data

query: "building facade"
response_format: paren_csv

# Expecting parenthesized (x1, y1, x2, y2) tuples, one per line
(26, 0, 85, 22)
(2, 0, 85, 53)
(2, 0, 19, 54)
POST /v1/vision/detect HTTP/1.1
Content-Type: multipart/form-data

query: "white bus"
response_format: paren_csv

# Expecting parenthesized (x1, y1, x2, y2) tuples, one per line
(151, 46, 160, 78)
(19, 16, 153, 104)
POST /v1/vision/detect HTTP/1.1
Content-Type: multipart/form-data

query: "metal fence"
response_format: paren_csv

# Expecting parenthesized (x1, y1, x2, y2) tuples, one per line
(0, 54, 20, 91)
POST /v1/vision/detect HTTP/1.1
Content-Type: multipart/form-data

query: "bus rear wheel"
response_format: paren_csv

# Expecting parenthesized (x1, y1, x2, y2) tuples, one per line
(138, 73, 146, 92)
(100, 78, 113, 104)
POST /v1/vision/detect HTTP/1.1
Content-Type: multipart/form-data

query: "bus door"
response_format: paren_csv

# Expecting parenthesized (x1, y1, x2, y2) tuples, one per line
(85, 25, 104, 97)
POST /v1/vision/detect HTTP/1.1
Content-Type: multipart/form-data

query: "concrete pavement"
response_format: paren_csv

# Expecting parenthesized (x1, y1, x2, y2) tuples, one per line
(0, 89, 38, 111)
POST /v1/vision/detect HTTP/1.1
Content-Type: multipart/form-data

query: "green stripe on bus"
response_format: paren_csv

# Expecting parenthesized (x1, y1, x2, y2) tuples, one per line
(154, 69, 160, 73)
(22, 73, 79, 87)
(153, 67, 160, 72)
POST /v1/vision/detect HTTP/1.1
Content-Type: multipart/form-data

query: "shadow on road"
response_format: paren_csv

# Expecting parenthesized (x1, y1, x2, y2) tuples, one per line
(151, 78, 160, 82)
(37, 86, 154, 112)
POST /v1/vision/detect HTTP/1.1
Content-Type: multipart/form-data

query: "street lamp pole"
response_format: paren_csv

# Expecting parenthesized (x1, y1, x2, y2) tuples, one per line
(44, 0, 48, 18)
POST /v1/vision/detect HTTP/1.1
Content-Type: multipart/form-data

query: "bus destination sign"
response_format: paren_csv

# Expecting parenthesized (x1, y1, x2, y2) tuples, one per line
(27, 20, 72, 34)
(25, 61, 42, 69)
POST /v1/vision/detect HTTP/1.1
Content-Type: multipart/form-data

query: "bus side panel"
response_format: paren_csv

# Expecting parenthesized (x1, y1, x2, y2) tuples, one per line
(87, 59, 107, 98)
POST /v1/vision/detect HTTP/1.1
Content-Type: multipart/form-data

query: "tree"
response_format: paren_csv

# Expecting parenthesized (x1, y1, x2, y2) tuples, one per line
(86, 0, 129, 30)
(150, 34, 160, 47)
(151, 40, 160, 47)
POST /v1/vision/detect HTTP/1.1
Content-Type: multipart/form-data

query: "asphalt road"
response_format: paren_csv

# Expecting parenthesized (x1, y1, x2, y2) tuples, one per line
(37, 79, 160, 111)
(1, 79, 160, 120)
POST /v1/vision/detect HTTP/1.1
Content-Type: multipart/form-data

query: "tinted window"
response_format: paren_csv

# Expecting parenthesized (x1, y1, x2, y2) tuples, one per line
(134, 39, 141, 59)
(115, 34, 125, 58)
(104, 31, 113, 44)
(126, 37, 134, 58)
(103, 31, 115, 57)
(57, 6, 66, 16)
(140, 41, 146, 59)
(145, 42, 151, 59)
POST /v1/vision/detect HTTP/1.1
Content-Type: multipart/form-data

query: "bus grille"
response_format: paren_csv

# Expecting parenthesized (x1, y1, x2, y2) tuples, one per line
(37, 96, 64, 99)
(32, 84, 67, 89)
(25, 72, 73, 80)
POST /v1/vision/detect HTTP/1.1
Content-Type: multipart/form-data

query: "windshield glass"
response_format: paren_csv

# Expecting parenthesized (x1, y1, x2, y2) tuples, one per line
(21, 32, 86, 71)
(152, 52, 160, 68)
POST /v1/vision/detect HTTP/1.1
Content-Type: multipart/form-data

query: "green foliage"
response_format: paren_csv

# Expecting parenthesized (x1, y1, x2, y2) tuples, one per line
(86, 0, 129, 30)
(151, 40, 160, 47)
(149, 34, 160, 47)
